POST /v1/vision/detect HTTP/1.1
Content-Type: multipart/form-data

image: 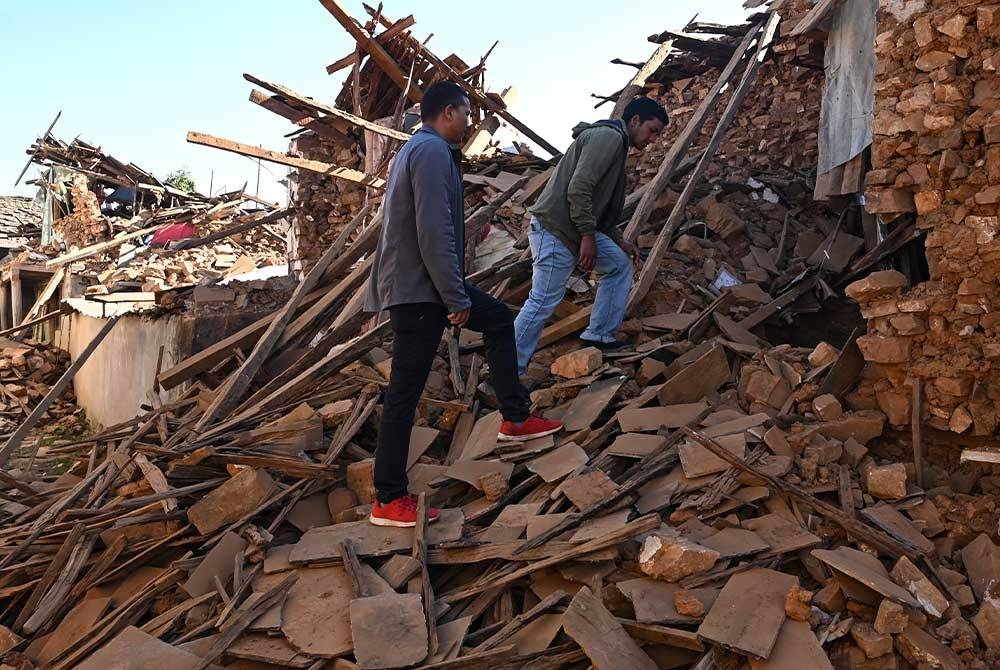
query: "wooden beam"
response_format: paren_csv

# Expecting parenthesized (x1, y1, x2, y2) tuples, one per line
(20, 267, 64, 326)
(249, 89, 351, 140)
(325, 15, 416, 74)
(626, 14, 779, 315)
(186, 131, 386, 189)
(244, 74, 411, 142)
(10, 269, 23, 325)
(791, 0, 843, 36)
(0, 317, 119, 465)
(537, 306, 592, 350)
(623, 19, 763, 243)
(419, 47, 561, 157)
(611, 40, 676, 119)
(317, 0, 424, 103)
(0, 308, 63, 338)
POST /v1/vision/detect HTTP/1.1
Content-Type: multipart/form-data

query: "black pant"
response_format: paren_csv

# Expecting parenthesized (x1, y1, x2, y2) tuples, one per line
(374, 284, 531, 503)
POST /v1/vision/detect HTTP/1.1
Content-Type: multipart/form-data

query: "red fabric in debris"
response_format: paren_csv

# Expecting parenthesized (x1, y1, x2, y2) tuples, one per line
(151, 223, 196, 247)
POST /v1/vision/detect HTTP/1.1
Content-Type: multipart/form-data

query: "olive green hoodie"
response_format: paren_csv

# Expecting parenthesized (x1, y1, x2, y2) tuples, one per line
(530, 119, 629, 255)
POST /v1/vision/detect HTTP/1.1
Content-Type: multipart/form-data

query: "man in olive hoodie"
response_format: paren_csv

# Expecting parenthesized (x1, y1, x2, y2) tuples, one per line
(515, 97, 668, 373)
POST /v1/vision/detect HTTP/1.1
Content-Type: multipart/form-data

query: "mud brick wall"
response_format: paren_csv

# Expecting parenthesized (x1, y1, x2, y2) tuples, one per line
(852, 2, 1000, 435)
(288, 131, 370, 272)
(630, 0, 824, 193)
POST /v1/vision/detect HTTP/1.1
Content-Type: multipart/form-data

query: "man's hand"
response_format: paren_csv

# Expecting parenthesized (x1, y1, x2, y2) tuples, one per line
(619, 238, 641, 266)
(578, 235, 597, 273)
(448, 309, 471, 327)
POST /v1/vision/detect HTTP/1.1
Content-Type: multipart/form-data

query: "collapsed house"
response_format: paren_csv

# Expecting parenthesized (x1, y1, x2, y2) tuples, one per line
(0, 0, 998, 669)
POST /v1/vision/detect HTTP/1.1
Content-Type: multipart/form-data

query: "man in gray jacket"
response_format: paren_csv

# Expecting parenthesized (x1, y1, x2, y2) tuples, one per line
(364, 82, 563, 528)
(515, 98, 668, 373)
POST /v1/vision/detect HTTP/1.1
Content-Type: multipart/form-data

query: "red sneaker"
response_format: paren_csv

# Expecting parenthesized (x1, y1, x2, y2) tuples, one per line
(498, 415, 564, 442)
(369, 495, 441, 528)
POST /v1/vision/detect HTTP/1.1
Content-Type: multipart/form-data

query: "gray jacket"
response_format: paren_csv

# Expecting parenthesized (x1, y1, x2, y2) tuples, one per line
(363, 127, 471, 314)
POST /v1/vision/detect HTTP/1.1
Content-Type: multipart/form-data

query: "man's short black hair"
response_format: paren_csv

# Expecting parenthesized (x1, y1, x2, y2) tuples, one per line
(421, 82, 470, 121)
(622, 97, 669, 126)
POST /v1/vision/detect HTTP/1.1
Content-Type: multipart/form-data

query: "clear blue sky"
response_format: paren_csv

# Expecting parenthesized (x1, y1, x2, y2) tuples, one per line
(0, 1, 750, 204)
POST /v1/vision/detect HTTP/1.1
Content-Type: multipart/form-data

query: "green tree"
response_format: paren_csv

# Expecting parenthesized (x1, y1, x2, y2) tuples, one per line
(164, 169, 196, 193)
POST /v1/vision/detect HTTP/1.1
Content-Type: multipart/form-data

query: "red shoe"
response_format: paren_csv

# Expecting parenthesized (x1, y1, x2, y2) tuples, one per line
(498, 415, 564, 442)
(369, 495, 441, 528)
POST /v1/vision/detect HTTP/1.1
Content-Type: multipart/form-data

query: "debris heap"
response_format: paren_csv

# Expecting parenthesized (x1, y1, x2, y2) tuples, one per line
(15, 134, 289, 297)
(0, 1, 997, 670)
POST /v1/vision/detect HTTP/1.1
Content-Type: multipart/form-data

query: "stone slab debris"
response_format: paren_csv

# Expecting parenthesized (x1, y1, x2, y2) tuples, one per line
(350, 593, 428, 669)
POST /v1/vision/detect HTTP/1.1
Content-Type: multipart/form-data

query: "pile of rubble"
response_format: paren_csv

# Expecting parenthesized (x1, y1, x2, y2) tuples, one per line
(0, 338, 80, 437)
(0, 1, 999, 669)
(15, 133, 290, 300)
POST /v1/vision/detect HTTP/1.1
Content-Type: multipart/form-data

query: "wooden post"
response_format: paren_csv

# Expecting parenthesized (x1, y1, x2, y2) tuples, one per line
(622, 21, 763, 243)
(625, 13, 780, 316)
(20, 267, 64, 327)
(10, 267, 23, 327)
(912, 380, 924, 488)
(317, 0, 424, 103)
(611, 40, 675, 119)
(0, 279, 10, 331)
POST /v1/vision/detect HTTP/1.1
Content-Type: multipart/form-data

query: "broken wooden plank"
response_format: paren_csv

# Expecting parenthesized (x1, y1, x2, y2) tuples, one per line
(317, 0, 424, 103)
(623, 20, 764, 243)
(187, 131, 385, 188)
(245, 73, 412, 141)
(611, 40, 676, 119)
(860, 504, 937, 557)
(196, 205, 374, 430)
(563, 586, 657, 670)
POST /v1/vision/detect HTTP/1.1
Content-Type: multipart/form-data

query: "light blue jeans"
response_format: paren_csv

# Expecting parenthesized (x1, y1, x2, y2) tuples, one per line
(514, 217, 633, 373)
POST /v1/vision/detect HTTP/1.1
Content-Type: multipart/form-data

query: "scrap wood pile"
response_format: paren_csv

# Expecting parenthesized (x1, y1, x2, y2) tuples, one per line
(0, 3, 997, 670)
(18, 134, 289, 297)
